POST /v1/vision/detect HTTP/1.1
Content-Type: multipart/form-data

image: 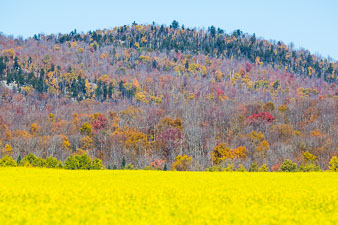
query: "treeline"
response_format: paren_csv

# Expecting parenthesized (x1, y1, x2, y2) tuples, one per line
(0, 152, 103, 170)
(1, 153, 337, 172)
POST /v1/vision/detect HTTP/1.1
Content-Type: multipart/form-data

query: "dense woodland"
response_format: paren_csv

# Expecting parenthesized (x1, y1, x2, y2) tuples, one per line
(0, 21, 337, 171)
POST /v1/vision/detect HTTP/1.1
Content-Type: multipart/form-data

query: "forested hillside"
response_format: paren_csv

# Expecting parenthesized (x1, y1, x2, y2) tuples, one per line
(0, 21, 337, 170)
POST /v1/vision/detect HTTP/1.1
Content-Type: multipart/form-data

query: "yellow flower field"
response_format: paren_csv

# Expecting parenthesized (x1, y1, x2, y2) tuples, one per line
(0, 168, 337, 225)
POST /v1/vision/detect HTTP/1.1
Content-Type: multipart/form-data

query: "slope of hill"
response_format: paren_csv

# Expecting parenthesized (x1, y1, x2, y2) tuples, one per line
(0, 22, 337, 170)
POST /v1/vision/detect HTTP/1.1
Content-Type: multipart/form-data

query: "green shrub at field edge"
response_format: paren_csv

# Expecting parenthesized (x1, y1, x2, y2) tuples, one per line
(0, 155, 17, 167)
(64, 154, 104, 170)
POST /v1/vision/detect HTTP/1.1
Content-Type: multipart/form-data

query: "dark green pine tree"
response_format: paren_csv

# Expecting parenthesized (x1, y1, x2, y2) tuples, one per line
(171, 20, 179, 30)
(121, 156, 126, 169)
(119, 80, 126, 97)
(36, 69, 45, 93)
(103, 82, 108, 101)
(6, 72, 13, 85)
(13, 57, 20, 70)
(17, 155, 22, 165)
(0, 56, 5, 80)
(71, 79, 79, 97)
(77, 75, 86, 95)
(108, 82, 113, 99)
(185, 59, 189, 69)
(209, 26, 216, 38)
(95, 80, 103, 100)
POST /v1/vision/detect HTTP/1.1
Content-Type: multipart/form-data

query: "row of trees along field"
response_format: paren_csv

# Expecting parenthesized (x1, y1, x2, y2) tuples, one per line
(0, 152, 337, 172)
(0, 21, 337, 171)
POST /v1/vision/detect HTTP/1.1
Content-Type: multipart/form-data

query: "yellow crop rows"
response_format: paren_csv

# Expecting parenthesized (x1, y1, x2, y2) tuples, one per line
(0, 168, 337, 225)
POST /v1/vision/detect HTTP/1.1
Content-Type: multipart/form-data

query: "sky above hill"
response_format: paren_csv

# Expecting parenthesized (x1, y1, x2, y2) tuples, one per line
(1, 0, 337, 60)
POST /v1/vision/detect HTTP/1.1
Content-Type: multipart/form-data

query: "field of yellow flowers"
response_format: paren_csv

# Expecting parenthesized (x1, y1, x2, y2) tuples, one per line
(0, 168, 337, 225)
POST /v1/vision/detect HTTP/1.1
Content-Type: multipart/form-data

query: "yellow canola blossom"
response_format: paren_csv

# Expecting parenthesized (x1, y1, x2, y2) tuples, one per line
(0, 168, 337, 225)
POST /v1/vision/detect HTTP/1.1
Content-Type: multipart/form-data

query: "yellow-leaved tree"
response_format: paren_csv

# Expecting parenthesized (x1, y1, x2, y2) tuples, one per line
(172, 155, 192, 171)
(2, 144, 13, 155)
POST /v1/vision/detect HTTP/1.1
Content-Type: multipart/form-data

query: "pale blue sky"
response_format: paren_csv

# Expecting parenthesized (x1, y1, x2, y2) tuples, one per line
(1, 0, 337, 60)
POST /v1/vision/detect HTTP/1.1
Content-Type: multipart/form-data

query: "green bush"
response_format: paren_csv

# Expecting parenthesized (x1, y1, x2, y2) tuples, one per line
(45, 156, 63, 168)
(143, 165, 153, 170)
(279, 159, 298, 172)
(32, 157, 46, 167)
(0, 155, 17, 167)
(91, 158, 104, 170)
(206, 165, 224, 172)
(19, 153, 46, 167)
(64, 154, 103, 170)
(77, 154, 91, 169)
(224, 164, 234, 171)
(64, 155, 80, 170)
(64, 154, 90, 170)
(206, 164, 242, 172)
(19, 153, 36, 166)
(299, 163, 321, 172)
(258, 164, 269, 172)
(143, 165, 161, 170)
(125, 163, 135, 170)
(249, 162, 259, 172)
(328, 156, 338, 172)
(236, 164, 247, 172)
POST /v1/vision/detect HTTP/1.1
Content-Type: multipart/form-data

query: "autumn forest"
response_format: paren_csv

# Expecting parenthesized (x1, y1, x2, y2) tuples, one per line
(0, 21, 337, 171)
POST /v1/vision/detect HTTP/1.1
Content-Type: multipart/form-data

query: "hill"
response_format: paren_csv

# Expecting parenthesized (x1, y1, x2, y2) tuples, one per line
(0, 21, 337, 170)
